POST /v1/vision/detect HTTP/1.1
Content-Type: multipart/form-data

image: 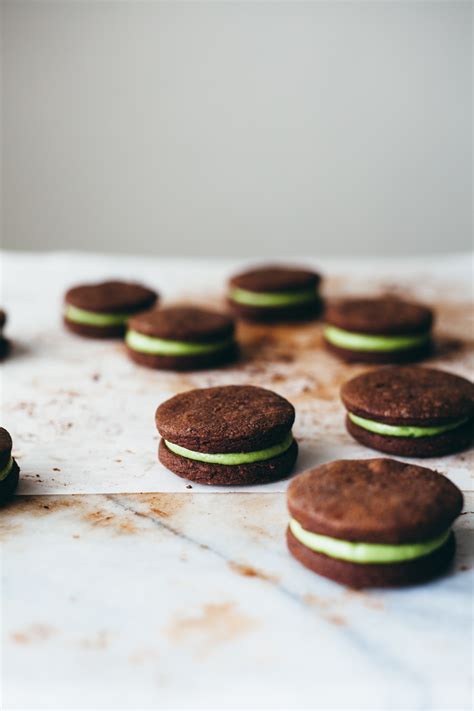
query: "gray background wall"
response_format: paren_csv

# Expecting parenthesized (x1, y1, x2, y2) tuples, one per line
(1, 0, 472, 258)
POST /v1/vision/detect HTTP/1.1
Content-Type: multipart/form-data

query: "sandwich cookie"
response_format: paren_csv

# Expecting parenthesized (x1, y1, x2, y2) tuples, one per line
(0, 310, 10, 359)
(287, 458, 463, 588)
(64, 281, 158, 338)
(156, 385, 298, 485)
(324, 297, 433, 363)
(341, 366, 474, 457)
(0, 428, 20, 503)
(228, 265, 322, 323)
(126, 306, 238, 370)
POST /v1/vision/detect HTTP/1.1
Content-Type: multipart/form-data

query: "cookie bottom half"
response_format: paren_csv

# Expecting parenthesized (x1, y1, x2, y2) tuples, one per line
(287, 528, 456, 588)
(64, 318, 126, 339)
(0, 337, 10, 360)
(346, 415, 473, 457)
(159, 438, 298, 486)
(127, 343, 238, 371)
(0, 459, 20, 504)
(229, 300, 323, 324)
(325, 339, 432, 364)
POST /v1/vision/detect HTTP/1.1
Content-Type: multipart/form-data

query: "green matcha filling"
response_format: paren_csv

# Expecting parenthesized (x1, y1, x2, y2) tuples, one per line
(165, 431, 294, 465)
(126, 330, 234, 356)
(289, 518, 450, 564)
(0, 456, 14, 482)
(323, 324, 430, 352)
(65, 304, 132, 327)
(229, 286, 318, 308)
(348, 412, 468, 438)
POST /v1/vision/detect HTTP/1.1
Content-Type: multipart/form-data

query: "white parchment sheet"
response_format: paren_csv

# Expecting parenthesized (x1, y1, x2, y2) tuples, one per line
(2, 251, 472, 494)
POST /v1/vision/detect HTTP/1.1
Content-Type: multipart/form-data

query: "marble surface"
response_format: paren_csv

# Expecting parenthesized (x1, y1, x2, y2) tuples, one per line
(1, 492, 473, 709)
(1, 251, 473, 709)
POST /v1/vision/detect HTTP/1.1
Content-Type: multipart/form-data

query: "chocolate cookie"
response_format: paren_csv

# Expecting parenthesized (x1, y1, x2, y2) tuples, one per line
(228, 265, 322, 323)
(155, 385, 298, 485)
(0, 309, 10, 359)
(341, 366, 474, 457)
(287, 458, 463, 588)
(64, 281, 158, 338)
(126, 306, 238, 371)
(0, 428, 20, 503)
(324, 297, 434, 363)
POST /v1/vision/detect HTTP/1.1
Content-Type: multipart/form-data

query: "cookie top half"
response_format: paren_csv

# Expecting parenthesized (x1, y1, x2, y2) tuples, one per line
(156, 385, 295, 453)
(229, 265, 321, 293)
(287, 458, 463, 544)
(0, 427, 13, 469)
(128, 306, 234, 343)
(341, 366, 474, 425)
(65, 281, 158, 314)
(325, 297, 433, 335)
(0, 428, 12, 457)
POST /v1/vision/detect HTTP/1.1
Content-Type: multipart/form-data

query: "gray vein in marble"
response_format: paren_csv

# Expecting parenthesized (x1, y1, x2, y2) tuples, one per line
(107, 494, 433, 696)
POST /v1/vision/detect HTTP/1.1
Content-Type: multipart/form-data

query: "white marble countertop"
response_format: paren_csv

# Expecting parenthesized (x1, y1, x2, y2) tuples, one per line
(1, 252, 473, 709)
(2, 490, 473, 710)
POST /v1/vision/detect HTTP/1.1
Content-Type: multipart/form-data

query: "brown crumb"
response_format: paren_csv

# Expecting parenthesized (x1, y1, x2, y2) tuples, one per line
(11, 624, 56, 644)
(228, 561, 279, 583)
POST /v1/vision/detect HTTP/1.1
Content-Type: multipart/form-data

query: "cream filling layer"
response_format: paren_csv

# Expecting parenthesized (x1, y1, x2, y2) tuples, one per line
(164, 431, 294, 465)
(289, 518, 450, 564)
(65, 304, 132, 327)
(348, 412, 469, 438)
(324, 324, 430, 352)
(126, 330, 233, 356)
(229, 287, 319, 307)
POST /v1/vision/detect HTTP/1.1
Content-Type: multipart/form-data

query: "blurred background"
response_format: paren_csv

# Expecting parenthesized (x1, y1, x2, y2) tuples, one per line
(1, 0, 472, 258)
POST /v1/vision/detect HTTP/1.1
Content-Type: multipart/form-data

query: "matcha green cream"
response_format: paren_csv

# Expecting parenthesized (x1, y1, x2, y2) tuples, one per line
(0, 456, 13, 482)
(289, 518, 450, 564)
(65, 304, 131, 327)
(229, 286, 318, 307)
(348, 412, 468, 438)
(165, 431, 293, 465)
(126, 330, 233, 356)
(324, 324, 429, 352)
